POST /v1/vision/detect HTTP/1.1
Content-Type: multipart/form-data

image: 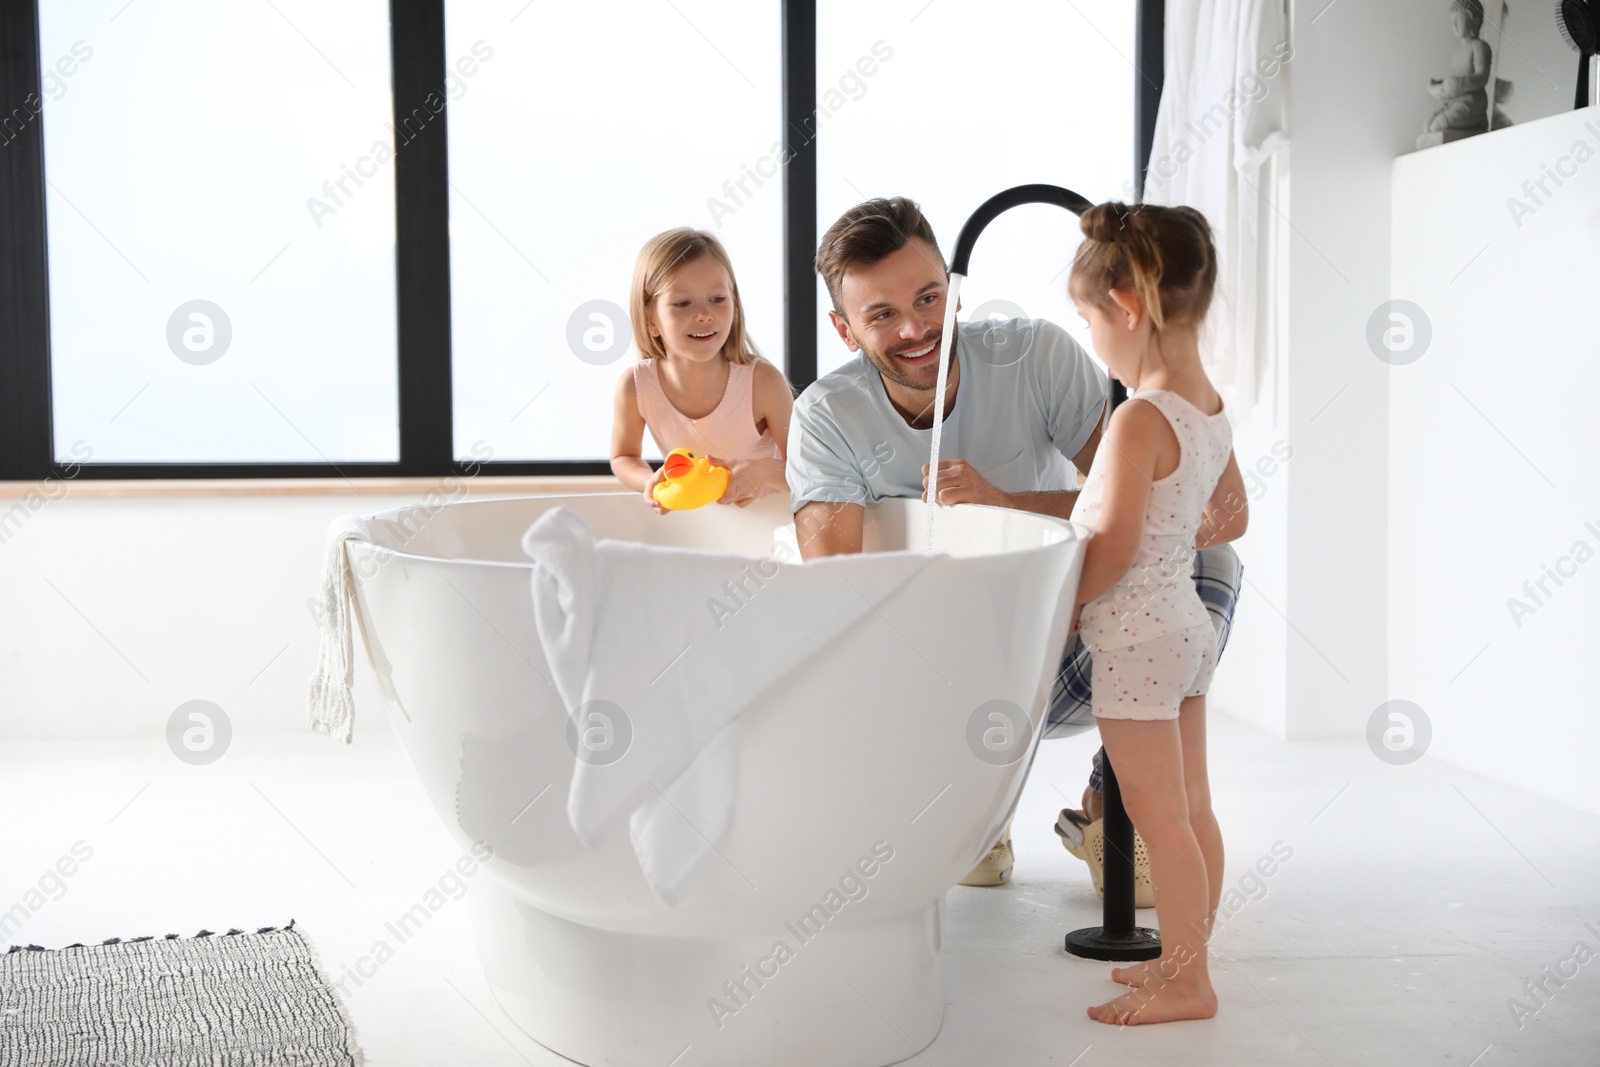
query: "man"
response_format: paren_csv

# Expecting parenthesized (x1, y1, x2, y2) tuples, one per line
(787, 196, 1244, 891)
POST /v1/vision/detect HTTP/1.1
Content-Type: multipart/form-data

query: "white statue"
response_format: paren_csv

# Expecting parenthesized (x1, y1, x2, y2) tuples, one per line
(1419, 0, 1514, 148)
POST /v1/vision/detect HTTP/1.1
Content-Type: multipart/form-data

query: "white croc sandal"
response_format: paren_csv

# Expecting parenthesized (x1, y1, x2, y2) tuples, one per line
(1054, 808, 1155, 909)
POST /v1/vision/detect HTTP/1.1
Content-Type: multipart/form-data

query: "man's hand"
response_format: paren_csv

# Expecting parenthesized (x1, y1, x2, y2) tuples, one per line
(921, 460, 1007, 508)
(703, 455, 759, 508)
(719, 456, 784, 508)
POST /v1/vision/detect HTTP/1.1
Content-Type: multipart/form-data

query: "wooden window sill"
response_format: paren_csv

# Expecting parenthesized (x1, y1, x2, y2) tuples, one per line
(0, 475, 625, 500)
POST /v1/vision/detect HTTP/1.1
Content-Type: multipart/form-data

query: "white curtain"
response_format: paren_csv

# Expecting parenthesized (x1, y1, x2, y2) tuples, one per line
(1143, 0, 1290, 419)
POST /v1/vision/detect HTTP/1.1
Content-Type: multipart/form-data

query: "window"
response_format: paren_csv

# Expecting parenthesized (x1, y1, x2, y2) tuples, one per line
(0, 0, 1154, 478)
(444, 0, 782, 463)
(815, 0, 1136, 375)
(37, 0, 399, 464)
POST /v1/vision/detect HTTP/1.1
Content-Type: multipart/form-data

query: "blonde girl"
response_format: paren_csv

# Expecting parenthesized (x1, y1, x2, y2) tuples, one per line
(1067, 202, 1248, 1026)
(611, 228, 792, 513)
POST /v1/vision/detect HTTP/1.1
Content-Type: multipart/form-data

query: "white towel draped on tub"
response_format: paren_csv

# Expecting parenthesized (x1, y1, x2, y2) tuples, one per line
(307, 516, 372, 744)
(521, 506, 932, 906)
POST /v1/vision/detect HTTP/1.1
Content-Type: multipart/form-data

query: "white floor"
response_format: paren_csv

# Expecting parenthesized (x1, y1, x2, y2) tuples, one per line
(3, 714, 1596, 1067)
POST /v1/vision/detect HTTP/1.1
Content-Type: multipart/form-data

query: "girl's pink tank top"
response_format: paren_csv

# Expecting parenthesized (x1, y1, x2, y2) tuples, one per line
(632, 358, 782, 463)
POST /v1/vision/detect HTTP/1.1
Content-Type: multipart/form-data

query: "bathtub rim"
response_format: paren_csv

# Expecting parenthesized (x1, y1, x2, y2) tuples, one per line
(350, 490, 1088, 571)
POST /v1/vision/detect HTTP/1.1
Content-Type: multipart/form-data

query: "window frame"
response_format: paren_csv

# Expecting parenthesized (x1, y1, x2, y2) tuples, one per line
(0, 0, 1161, 481)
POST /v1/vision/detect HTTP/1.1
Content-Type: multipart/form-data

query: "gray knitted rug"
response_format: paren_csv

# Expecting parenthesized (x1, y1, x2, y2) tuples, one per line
(0, 921, 360, 1066)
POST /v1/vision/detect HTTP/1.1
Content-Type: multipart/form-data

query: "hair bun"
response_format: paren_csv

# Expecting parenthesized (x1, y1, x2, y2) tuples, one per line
(1080, 201, 1132, 244)
(1080, 201, 1164, 247)
(1068, 200, 1217, 334)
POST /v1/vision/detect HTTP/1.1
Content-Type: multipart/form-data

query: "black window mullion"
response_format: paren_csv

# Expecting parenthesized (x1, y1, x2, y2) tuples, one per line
(0, 0, 54, 482)
(391, 0, 453, 477)
(1134, 0, 1165, 201)
(781, 0, 817, 391)
(1115, 0, 1167, 414)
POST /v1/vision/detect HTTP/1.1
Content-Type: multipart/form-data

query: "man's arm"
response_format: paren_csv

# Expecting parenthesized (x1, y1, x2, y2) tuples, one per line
(995, 490, 1078, 520)
(921, 403, 1106, 521)
(786, 381, 877, 559)
(1068, 402, 1105, 477)
(1032, 317, 1109, 508)
(796, 499, 864, 559)
(998, 403, 1106, 519)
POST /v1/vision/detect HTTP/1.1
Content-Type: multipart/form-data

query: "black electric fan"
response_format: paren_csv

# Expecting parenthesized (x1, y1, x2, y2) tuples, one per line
(1557, 0, 1599, 109)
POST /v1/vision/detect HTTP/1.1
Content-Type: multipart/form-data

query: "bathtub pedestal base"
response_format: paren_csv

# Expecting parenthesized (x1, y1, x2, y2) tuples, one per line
(470, 877, 944, 1067)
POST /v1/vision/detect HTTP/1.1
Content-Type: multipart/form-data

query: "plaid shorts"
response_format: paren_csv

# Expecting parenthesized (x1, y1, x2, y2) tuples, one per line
(1046, 543, 1244, 788)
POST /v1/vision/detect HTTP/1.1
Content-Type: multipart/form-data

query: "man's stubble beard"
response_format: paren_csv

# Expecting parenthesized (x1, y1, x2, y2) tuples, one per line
(858, 326, 954, 393)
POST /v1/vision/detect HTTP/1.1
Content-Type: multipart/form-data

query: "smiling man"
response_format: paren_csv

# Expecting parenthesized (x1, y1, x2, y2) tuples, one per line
(790, 198, 1107, 555)
(788, 196, 1244, 892)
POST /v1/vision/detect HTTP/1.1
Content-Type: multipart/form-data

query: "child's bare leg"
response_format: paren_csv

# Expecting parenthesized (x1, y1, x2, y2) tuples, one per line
(1112, 694, 1222, 987)
(1088, 718, 1218, 1025)
(1179, 694, 1223, 926)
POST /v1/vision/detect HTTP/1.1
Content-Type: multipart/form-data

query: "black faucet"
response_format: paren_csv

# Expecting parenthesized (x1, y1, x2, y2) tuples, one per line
(948, 184, 1094, 276)
(949, 183, 1153, 963)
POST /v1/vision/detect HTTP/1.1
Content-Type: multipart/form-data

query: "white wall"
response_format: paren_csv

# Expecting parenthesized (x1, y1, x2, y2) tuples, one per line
(1205, 151, 1291, 738)
(0, 482, 611, 742)
(1389, 106, 1600, 816)
(1214, 0, 1446, 739)
(1214, 3, 1598, 814)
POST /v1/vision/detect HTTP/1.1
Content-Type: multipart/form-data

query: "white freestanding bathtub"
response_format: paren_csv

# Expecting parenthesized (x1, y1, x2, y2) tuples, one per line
(343, 493, 1084, 1067)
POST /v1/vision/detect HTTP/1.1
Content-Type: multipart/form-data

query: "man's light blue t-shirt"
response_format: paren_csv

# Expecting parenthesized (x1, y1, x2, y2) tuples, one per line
(787, 317, 1109, 511)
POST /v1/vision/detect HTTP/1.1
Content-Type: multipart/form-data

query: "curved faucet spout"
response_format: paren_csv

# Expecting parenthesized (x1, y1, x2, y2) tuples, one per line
(949, 184, 1094, 276)
(924, 183, 1098, 550)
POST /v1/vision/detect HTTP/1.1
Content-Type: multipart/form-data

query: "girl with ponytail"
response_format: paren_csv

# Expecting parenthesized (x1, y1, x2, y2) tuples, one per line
(1066, 202, 1248, 1026)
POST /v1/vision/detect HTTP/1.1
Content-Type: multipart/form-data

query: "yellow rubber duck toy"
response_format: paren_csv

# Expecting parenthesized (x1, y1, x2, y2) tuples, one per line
(651, 448, 730, 510)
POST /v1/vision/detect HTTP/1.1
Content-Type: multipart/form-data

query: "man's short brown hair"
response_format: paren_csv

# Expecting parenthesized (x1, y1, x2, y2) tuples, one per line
(815, 197, 944, 316)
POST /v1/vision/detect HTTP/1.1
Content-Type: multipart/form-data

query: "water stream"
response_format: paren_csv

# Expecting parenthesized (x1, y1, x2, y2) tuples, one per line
(923, 272, 965, 552)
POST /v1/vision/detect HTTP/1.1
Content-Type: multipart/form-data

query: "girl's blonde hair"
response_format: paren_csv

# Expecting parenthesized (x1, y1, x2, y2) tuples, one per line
(630, 228, 759, 364)
(1067, 202, 1218, 336)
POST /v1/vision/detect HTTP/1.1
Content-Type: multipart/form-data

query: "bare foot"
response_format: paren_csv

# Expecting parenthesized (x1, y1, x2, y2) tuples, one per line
(1087, 974, 1218, 1025)
(1109, 960, 1158, 987)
